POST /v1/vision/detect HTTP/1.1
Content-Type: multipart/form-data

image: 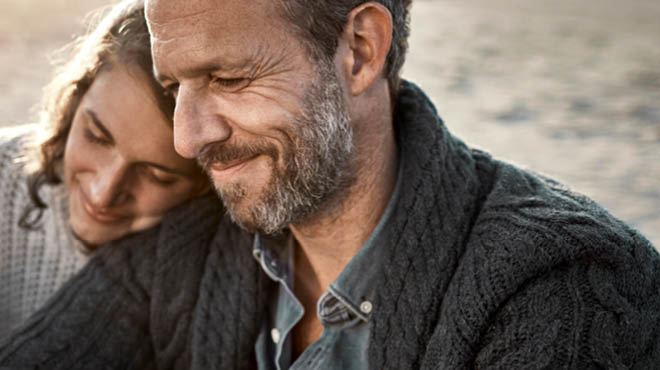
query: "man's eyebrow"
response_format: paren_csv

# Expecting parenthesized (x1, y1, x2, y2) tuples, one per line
(86, 109, 114, 142)
(155, 62, 251, 83)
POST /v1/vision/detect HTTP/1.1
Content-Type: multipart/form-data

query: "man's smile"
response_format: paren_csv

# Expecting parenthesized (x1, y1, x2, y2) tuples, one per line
(208, 154, 261, 182)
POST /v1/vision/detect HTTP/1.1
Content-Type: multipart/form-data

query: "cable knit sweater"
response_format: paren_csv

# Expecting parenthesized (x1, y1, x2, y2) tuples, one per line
(1, 82, 659, 369)
(0, 125, 89, 343)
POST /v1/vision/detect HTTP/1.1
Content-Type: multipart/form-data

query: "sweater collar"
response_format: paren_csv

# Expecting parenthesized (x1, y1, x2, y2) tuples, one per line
(366, 80, 484, 367)
(386, 80, 482, 250)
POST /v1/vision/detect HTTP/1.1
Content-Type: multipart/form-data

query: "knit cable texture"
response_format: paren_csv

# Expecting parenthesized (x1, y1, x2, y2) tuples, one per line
(1, 82, 659, 369)
(0, 126, 89, 342)
(367, 82, 660, 369)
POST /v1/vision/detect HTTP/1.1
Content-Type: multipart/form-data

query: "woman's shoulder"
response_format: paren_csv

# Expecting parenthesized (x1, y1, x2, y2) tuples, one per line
(0, 124, 42, 212)
(0, 124, 40, 173)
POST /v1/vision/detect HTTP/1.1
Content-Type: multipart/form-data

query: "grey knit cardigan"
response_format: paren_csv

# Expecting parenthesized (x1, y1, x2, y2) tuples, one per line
(1, 82, 659, 370)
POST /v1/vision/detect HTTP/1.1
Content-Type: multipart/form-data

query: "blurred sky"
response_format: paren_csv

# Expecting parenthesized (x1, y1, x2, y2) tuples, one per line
(1, 0, 659, 245)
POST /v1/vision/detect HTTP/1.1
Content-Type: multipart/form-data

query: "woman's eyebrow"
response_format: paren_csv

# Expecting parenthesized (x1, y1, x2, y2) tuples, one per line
(86, 108, 193, 176)
(86, 109, 115, 142)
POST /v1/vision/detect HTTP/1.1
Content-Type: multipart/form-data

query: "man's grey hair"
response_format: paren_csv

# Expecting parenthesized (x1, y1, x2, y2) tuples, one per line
(277, 0, 413, 93)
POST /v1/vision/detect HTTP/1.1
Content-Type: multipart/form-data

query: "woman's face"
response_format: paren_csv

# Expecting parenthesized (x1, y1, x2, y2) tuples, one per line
(63, 62, 207, 246)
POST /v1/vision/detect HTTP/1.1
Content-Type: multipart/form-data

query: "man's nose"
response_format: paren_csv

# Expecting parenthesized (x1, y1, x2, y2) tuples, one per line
(173, 84, 232, 159)
(88, 160, 129, 209)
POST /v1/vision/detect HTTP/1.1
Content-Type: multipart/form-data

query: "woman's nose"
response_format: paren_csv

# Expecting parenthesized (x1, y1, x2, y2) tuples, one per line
(88, 161, 129, 209)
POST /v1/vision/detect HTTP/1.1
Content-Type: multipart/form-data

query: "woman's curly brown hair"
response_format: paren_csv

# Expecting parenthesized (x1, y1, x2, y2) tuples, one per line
(20, 0, 176, 228)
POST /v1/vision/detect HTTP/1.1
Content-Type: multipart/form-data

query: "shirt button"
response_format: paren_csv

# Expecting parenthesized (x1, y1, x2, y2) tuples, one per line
(360, 300, 373, 314)
(271, 328, 281, 344)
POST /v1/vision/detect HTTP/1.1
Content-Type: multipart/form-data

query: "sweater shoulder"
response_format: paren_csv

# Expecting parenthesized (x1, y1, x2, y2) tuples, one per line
(0, 125, 39, 254)
(469, 152, 655, 266)
(85, 194, 225, 310)
(0, 125, 38, 181)
(459, 150, 660, 329)
(434, 153, 660, 368)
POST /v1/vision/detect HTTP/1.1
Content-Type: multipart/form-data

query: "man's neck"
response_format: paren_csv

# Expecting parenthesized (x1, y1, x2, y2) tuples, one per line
(290, 124, 398, 293)
(288, 113, 398, 357)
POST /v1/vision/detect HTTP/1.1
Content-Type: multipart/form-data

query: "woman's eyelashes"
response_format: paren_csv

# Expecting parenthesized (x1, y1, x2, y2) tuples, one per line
(83, 124, 179, 187)
(83, 126, 111, 146)
(139, 165, 178, 186)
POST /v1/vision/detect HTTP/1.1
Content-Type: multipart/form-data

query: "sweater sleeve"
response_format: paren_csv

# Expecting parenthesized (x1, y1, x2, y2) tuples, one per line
(473, 253, 660, 369)
(0, 226, 160, 370)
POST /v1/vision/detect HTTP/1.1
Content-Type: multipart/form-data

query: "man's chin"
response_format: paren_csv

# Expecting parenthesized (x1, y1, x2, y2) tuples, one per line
(222, 200, 285, 236)
(222, 201, 261, 233)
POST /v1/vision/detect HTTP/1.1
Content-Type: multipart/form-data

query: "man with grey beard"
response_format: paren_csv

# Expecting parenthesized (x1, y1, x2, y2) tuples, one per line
(194, 58, 356, 236)
(2, 0, 660, 369)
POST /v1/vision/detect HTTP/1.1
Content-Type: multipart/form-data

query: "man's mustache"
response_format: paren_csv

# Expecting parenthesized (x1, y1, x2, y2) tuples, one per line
(197, 140, 279, 172)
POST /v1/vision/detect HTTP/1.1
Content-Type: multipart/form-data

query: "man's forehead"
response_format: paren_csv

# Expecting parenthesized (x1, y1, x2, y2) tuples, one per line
(146, 0, 214, 23)
(146, 0, 277, 26)
(147, 0, 290, 47)
(146, 0, 296, 79)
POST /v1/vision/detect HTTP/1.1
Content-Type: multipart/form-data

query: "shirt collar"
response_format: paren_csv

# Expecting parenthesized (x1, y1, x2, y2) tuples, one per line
(253, 231, 292, 283)
(327, 154, 404, 322)
(252, 153, 404, 323)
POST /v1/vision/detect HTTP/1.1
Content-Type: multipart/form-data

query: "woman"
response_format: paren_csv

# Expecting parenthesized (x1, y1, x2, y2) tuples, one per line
(0, 0, 209, 339)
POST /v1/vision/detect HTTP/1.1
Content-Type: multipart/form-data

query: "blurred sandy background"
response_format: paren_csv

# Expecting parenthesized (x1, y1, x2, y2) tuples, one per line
(1, 0, 659, 246)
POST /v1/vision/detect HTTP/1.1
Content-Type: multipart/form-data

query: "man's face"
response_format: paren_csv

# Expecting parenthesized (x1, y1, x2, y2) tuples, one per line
(147, 0, 355, 234)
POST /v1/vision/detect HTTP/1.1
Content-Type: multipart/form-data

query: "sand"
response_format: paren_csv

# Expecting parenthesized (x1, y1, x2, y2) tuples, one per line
(1, 0, 659, 246)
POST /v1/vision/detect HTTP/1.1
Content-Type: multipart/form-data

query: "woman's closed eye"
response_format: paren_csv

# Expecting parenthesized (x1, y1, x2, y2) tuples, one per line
(139, 165, 178, 186)
(84, 126, 111, 146)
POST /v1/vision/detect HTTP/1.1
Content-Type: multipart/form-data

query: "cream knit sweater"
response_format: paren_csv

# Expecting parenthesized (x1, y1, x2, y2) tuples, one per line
(0, 125, 89, 341)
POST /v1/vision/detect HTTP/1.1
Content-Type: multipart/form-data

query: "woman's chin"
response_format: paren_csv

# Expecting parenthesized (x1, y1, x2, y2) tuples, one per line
(68, 211, 163, 251)
(69, 228, 101, 254)
(69, 219, 122, 251)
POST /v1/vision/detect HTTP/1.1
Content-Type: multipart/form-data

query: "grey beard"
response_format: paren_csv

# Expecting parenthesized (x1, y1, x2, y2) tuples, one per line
(219, 62, 355, 235)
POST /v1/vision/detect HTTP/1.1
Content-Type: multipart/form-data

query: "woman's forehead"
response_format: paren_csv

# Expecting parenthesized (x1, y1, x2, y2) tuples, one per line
(81, 64, 197, 169)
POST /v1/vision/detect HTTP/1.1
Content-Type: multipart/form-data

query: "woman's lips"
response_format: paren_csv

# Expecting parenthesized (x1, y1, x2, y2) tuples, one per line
(79, 189, 125, 224)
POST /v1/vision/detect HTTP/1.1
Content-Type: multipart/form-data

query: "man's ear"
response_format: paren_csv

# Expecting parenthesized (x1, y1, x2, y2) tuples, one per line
(340, 2, 393, 96)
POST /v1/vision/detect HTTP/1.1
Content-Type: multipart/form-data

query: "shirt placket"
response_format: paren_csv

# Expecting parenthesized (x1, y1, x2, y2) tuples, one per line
(254, 237, 306, 370)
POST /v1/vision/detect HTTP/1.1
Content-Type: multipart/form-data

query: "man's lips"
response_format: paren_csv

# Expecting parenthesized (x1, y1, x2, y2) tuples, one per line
(79, 190, 125, 224)
(209, 155, 259, 175)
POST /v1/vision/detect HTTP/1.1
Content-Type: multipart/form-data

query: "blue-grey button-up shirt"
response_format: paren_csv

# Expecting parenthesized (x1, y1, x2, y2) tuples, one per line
(254, 160, 403, 370)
